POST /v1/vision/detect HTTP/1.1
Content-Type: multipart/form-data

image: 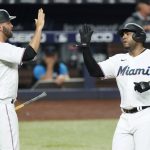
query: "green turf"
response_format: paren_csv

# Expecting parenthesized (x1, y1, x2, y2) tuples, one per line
(20, 119, 117, 150)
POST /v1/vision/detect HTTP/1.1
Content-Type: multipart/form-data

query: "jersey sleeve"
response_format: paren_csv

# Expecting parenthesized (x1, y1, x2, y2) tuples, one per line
(98, 56, 116, 79)
(0, 43, 25, 64)
(59, 63, 69, 75)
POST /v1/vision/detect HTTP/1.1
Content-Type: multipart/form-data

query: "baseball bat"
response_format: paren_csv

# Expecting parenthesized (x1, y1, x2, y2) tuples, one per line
(15, 92, 47, 111)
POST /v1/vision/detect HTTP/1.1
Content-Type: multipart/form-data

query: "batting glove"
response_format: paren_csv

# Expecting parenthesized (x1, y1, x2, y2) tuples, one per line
(134, 81, 150, 93)
(78, 24, 93, 47)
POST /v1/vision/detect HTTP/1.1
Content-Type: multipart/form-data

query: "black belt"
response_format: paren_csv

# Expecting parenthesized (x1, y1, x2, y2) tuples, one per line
(122, 106, 150, 113)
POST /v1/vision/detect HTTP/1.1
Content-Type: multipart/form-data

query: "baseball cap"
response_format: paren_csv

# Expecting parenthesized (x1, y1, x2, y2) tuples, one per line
(137, 0, 150, 5)
(0, 9, 16, 23)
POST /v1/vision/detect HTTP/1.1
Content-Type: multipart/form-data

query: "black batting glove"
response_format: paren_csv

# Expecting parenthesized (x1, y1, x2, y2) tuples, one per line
(134, 81, 150, 93)
(78, 24, 93, 47)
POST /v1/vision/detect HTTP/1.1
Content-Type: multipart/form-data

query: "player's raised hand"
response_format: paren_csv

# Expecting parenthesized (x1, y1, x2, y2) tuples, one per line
(79, 24, 93, 47)
(35, 8, 45, 30)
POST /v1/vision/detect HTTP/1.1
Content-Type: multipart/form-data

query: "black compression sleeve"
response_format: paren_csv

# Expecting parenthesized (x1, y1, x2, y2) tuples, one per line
(81, 46, 104, 77)
(22, 45, 37, 61)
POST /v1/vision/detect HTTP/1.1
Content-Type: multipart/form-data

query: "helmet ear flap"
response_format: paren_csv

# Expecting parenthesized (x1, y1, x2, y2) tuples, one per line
(132, 32, 137, 41)
(132, 32, 146, 42)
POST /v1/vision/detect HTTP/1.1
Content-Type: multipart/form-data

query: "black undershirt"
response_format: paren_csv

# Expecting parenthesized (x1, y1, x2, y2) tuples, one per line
(22, 45, 37, 61)
(81, 46, 104, 77)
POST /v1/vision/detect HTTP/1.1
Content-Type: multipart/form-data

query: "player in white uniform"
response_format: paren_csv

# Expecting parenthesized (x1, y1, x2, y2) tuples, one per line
(79, 23, 150, 150)
(0, 9, 45, 150)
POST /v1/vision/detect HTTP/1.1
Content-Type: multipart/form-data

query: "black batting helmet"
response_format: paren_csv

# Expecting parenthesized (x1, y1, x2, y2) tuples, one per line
(118, 23, 146, 43)
(0, 9, 16, 23)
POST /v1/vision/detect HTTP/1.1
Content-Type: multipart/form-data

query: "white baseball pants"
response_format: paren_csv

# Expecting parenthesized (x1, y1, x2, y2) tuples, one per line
(0, 99, 19, 150)
(112, 107, 150, 150)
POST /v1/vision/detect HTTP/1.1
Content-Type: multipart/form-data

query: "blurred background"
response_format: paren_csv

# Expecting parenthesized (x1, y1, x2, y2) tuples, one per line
(1, 1, 150, 149)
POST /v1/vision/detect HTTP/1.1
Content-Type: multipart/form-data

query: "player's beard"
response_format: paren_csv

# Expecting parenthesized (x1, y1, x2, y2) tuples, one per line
(2, 26, 13, 39)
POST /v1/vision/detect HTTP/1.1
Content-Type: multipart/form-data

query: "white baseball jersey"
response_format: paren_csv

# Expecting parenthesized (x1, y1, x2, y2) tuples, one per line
(98, 49, 150, 109)
(0, 42, 25, 100)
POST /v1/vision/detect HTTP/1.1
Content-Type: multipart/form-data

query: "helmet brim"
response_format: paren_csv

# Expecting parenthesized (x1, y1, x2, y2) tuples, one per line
(118, 28, 135, 37)
(9, 16, 16, 20)
(0, 15, 16, 23)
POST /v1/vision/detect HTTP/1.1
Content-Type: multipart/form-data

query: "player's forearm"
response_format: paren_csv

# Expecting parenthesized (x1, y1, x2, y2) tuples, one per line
(81, 46, 104, 77)
(29, 8, 45, 52)
(29, 28, 42, 53)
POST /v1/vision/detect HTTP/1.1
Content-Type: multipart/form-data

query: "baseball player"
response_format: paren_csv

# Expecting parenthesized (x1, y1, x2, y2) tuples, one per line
(79, 23, 150, 150)
(0, 9, 45, 150)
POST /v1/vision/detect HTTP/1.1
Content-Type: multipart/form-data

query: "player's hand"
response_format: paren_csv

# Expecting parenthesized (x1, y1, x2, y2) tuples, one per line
(79, 24, 93, 47)
(55, 75, 67, 85)
(35, 8, 45, 30)
(134, 81, 150, 93)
